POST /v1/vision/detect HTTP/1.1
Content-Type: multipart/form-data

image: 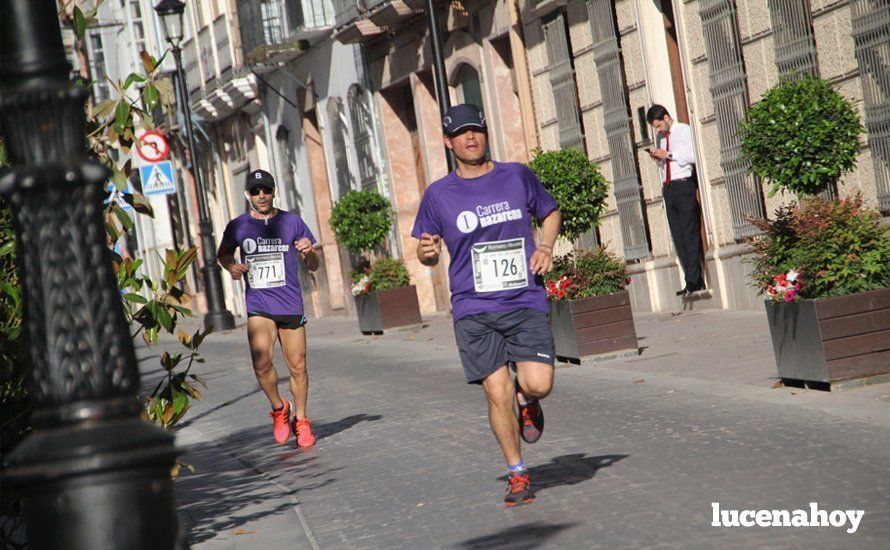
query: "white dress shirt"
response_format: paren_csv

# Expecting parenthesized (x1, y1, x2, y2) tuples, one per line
(657, 122, 696, 184)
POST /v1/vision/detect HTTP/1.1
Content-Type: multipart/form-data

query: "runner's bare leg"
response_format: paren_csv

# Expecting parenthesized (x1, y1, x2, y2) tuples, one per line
(247, 316, 284, 409)
(279, 325, 309, 419)
(482, 365, 522, 465)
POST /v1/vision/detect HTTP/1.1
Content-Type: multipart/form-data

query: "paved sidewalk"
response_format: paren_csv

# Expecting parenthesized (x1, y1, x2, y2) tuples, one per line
(143, 308, 890, 548)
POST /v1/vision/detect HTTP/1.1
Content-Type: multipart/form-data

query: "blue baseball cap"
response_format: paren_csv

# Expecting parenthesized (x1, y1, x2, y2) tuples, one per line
(442, 104, 487, 136)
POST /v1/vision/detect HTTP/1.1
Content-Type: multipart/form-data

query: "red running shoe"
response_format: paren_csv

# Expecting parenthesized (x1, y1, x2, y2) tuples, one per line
(516, 379, 544, 443)
(504, 471, 534, 507)
(292, 417, 316, 448)
(270, 401, 292, 444)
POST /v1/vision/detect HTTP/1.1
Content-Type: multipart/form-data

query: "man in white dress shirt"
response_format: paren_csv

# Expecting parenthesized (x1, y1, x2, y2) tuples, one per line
(646, 104, 705, 296)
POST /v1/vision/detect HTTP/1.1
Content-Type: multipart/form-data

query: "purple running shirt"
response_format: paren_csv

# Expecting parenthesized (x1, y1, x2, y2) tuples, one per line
(220, 211, 316, 316)
(411, 162, 558, 320)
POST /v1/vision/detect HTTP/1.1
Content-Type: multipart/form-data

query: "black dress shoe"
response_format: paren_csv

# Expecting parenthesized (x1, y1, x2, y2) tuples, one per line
(676, 287, 688, 296)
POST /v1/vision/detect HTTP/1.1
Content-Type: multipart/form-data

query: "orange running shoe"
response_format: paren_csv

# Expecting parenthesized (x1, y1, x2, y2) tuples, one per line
(269, 401, 292, 444)
(504, 471, 534, 506)
(292, 418, 316, 448)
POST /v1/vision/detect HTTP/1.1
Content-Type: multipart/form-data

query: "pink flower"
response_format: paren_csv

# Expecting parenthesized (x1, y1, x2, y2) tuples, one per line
(783, 290, 795, 302)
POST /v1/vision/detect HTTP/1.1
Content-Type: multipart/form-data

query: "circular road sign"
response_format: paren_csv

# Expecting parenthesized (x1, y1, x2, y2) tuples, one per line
(135, 129, 170, 163)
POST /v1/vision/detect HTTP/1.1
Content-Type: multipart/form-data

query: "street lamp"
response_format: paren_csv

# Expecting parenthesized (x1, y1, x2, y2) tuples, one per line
(1, 0, 180, 547)
(424, 0, 454, 171)
(154, 0, 235, 331)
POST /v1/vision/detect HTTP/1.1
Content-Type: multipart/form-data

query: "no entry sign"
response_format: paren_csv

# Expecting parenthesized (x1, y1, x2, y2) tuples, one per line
(135, 129, 170, 163)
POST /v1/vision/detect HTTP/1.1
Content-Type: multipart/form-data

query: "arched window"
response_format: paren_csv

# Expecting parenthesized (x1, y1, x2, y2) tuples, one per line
(348, 85, 378, 190)
(327, 98, 353, 198)
(456, 64, 484, 113)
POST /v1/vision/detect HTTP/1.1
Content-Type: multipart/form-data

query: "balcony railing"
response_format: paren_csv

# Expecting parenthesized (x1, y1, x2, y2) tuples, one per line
(238, 0, 335, 63)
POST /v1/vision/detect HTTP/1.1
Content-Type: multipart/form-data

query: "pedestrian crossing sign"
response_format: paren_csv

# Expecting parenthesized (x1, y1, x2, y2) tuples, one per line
(139, 160, 176, 196)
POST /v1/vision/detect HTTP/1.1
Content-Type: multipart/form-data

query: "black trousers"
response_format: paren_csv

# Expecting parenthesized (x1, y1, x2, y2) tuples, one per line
(663, 177, 704, 289)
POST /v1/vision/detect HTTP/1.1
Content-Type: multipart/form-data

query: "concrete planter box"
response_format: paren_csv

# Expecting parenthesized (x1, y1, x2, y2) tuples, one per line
(354, 285, 422, 335)
(550, 290, 639, 364)
(764, 287, 890, 390)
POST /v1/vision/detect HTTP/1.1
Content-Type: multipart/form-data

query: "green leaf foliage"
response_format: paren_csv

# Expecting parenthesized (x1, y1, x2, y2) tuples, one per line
(543, 247, 629, 300)
(330, 189, 393, 254)
(739, 76, 863, 197)
(367, 257, 411, 291)
(527, 147, 609, 241)
(748, 195, 890, 299)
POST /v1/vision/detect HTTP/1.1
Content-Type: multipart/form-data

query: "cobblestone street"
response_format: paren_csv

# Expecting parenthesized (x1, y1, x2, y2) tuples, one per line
(158, 310, 890, 549)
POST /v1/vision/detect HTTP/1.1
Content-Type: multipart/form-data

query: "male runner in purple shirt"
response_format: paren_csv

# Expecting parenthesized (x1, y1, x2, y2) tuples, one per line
(412, 104, 561, 506)
(217, 169, 320, 448)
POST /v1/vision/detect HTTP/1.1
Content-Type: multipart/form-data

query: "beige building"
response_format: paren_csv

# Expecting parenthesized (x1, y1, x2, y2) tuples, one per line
(520, 0, 889, 312)
(333, 0, 540, 314)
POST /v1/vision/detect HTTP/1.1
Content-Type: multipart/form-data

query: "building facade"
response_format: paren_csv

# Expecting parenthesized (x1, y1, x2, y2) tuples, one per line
(521, 0, 889, 313)
(332, 0, 540, 314)
(236, 0, 393, 317)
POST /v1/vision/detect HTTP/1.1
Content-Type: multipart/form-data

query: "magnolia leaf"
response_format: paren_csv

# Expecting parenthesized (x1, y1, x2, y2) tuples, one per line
(141, 50, 156, 74)
(123, 73, 146, 90)
(142, 83, 160, 111)
(123, 293, 148, 305)
(122, 193, 154, 217)
(94, 98, 117, 121)
(74, 5, 86, 40)
(114, 100, 131, 135)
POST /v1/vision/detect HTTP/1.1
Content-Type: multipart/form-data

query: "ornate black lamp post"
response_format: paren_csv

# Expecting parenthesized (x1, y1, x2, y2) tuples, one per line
(0, 0, 181, 547)
(155, 0, 235, 331)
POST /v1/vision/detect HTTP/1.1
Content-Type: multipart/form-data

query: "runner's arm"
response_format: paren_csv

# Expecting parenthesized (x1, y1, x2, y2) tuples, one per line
(530, 209, 561, 275)
(416, 232, 442, 266)
(295, 238, 319, 272)
(217, 244, 248, 280)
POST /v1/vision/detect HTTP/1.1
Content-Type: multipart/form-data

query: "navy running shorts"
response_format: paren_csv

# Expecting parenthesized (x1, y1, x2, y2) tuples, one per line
(248, 312, 308, 330)
(453, 308, 555, 384)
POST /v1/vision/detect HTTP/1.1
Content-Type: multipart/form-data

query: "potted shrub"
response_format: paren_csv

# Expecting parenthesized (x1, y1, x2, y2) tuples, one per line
(543, 248, 639, 363)
(527, 147, 609, 243)
(331, 190, 422, 334)
(740, 76, 890, 389)
(350, 258, 422, 334)
(529, 148, 628, 363)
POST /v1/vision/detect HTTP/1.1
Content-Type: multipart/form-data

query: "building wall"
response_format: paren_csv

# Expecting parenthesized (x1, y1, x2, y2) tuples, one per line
(365, 0, 539, 314)
(521, 0, 887, 313)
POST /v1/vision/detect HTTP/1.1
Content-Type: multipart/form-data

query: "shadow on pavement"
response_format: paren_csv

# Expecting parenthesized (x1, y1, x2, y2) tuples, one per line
(312, 413, 383, 441)
(176, 386, 265, 430)
(454, 521, 577, 549)
(498, 453, 628, 494)
(177, 442, 298, 545)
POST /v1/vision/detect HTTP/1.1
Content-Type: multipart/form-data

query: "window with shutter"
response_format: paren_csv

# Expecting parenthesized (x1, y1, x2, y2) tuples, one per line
(542, 13, 585, 152)
(700, 0, 765, 240)
(348, 85, 379, 191)
(768, 0, 818, 78)
(328, 98, 354, 198)
(851, 0, 890, 214)
(587, 0, 651, 261)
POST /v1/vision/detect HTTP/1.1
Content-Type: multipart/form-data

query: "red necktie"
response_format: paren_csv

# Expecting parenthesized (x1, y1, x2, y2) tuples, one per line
(664, 131, 671, 185)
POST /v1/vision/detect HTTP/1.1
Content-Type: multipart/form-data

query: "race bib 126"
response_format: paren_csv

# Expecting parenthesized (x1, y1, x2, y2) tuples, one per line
(246, 253, 286, 289)
(471, 237, 528, 293)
